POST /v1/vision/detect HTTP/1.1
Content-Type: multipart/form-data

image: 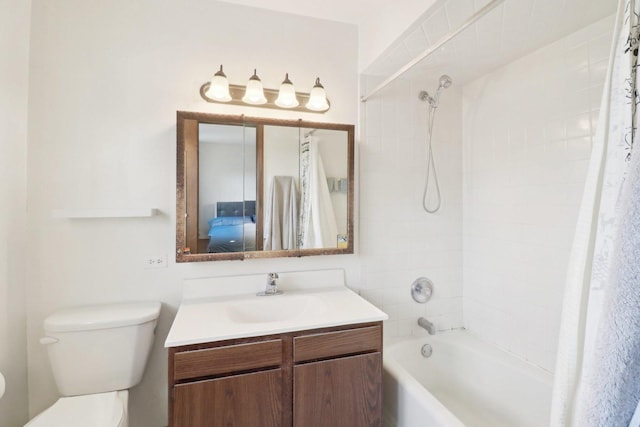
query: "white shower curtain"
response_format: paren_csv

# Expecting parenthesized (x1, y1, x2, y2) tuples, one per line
(298, 136, 338, 249)
(551, 0, 640, 425)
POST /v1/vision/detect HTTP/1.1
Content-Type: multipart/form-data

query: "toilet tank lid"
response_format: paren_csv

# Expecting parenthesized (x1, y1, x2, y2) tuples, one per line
(44, 302, 161, 332)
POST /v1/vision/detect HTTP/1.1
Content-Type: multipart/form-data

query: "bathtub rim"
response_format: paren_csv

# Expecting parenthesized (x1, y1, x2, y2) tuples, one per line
(384, 330, 553, 383)
(383, 348, 467, 427)
(382, 330, 553, 427)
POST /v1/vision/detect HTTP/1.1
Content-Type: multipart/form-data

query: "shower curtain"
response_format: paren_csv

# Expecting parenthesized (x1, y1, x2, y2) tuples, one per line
(551, 0, 640, 425)
(298, 136, 338, 249)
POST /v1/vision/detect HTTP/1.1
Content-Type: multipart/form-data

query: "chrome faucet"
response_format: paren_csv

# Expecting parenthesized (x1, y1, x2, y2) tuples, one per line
(418, 317, 436, 335)
(257, 272, 283, 296)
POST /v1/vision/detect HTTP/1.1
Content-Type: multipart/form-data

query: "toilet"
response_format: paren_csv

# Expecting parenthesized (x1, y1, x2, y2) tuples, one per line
(26, 301, 161, 427)
(0, 371, 5, 400)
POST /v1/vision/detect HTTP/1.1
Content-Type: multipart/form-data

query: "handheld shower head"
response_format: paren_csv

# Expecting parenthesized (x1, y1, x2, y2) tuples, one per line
(438, 75, 453, 89)
(419, 75, 453, 108)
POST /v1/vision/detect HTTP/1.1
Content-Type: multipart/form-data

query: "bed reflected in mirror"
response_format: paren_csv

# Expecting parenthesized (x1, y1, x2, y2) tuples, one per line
(197, 123, 258, 254)
(176, 111, 354, 262)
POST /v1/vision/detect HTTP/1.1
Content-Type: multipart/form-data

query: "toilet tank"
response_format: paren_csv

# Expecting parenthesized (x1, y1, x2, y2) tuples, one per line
(42, 302, 161, 396)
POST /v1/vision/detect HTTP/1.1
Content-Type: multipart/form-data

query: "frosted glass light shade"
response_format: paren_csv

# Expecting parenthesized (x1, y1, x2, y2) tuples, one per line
(306, 78, 329, 111)
(242, 69, 267, 105)
(275, 73, 299, 108)
(205, 65, 232, 102)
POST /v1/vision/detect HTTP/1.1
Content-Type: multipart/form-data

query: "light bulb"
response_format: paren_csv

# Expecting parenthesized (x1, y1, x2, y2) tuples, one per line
(275, 73, 299, 108)
(242, 69, 267, 105)
(205, 65, 232, 102)
(305, 77, 329, 112)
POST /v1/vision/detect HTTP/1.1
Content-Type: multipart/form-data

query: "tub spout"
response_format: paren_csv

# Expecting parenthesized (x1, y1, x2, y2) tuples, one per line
(418, 317, 436, 335)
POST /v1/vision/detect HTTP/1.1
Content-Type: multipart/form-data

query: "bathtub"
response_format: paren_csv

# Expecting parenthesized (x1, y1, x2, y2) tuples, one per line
(383, 331, 552, 427)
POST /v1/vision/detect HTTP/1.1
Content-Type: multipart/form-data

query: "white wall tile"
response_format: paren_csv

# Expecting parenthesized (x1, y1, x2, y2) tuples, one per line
(462, 17, 613, 371)
(359, 77, 464, 339)
(422, 7, 451, 45)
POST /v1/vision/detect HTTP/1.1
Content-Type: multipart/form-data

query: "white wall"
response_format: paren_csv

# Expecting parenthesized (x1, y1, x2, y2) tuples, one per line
(26, 1, 357, 425)
(0, 0, 31, 425)
(359, 75, 464, 340)
(206, 0, 439, 72)
(462, 15, 614, 371)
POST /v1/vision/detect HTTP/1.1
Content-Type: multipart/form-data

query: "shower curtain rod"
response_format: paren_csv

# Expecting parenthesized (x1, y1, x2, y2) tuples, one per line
(360, 0, 506, 102)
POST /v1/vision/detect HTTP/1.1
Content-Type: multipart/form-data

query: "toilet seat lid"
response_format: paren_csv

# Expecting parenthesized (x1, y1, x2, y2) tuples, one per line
(26, 391, 124, 427)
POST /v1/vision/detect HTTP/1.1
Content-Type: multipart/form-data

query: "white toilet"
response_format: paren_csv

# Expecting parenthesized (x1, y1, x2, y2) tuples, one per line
(26, 301, 161, 427)
(0, 371, 5, 400)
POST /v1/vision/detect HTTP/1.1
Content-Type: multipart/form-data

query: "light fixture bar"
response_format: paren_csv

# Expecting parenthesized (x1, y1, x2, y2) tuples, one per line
(199, 82, 330, 113)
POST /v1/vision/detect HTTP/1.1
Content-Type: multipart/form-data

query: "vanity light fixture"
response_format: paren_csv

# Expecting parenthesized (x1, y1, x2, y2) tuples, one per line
(205, 65, 232, 102)
(242, 69, 268, 105)
(275, 73, 299, 108)
(199, 65, 330, 113)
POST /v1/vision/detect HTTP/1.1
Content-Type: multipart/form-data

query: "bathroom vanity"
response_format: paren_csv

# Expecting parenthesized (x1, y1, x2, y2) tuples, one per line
(165, 270, 387, 427)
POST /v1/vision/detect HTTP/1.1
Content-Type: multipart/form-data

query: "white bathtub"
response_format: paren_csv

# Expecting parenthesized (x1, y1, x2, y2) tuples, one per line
(383, 331, 552, 427)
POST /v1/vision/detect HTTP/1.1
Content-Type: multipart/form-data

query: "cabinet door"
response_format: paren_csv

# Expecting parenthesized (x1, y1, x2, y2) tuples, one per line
(173, 369, 282, 427)
(293, 353, 382, 427)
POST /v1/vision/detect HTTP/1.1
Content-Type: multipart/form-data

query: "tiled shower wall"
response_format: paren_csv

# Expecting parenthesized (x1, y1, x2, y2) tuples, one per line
(360, 14, 614, 360)
(462, 15, 614, 371)
(359, 77, 464, 340)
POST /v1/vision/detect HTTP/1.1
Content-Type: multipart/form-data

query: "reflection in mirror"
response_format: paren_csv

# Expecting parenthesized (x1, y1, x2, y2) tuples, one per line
(299, 127, 349, 250)
(176, 111, 354, 262)
(262, 125, 299, 251)
(263, 126, 349, 254)
(261, 126, 349, 251)
(198, 123, 257, 254)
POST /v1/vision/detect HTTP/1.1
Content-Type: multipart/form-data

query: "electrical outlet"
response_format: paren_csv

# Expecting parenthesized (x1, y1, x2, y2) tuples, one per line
(144, 255, 168, 269)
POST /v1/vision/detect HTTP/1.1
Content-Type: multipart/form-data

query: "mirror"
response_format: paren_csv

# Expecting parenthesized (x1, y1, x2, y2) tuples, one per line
(176, 111, 354, 262)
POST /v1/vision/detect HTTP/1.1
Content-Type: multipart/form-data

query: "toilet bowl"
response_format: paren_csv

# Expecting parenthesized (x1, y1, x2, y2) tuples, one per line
(24, 301, 160, 427)
(25, 390, 128, 427)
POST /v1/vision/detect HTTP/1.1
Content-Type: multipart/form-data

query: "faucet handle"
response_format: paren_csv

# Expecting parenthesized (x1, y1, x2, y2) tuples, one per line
(268, 272, 279, 280)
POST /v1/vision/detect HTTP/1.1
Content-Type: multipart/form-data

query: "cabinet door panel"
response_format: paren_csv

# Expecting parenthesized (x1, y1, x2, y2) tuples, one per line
(173, 369, 282, 427)
(294, 353, 382, 427)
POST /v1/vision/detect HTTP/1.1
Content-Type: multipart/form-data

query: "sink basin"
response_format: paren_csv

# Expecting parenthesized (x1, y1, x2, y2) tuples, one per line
(165, 270, 389, 347)
(226, 294, 327, 323)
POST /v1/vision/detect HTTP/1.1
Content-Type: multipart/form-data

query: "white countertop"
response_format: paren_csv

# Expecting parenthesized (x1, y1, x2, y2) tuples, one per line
(165, 270, 388, 347)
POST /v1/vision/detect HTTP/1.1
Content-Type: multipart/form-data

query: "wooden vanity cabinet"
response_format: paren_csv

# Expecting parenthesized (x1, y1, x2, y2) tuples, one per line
(168, 322, 382, 427)
(292, 326, 383, 427)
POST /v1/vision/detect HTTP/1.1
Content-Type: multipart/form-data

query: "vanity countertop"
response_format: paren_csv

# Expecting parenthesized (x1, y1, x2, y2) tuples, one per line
(165, 270, 388, 347)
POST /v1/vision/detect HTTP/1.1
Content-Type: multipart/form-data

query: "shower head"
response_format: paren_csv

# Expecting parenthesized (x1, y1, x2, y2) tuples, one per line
(419, 75, 453, 108)
(438, 75, 452, 89)
(432, 75, 452, 108)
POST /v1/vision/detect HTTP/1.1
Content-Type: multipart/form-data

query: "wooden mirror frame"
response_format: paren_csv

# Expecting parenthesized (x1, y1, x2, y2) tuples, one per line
(176, 111, 355, 262)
